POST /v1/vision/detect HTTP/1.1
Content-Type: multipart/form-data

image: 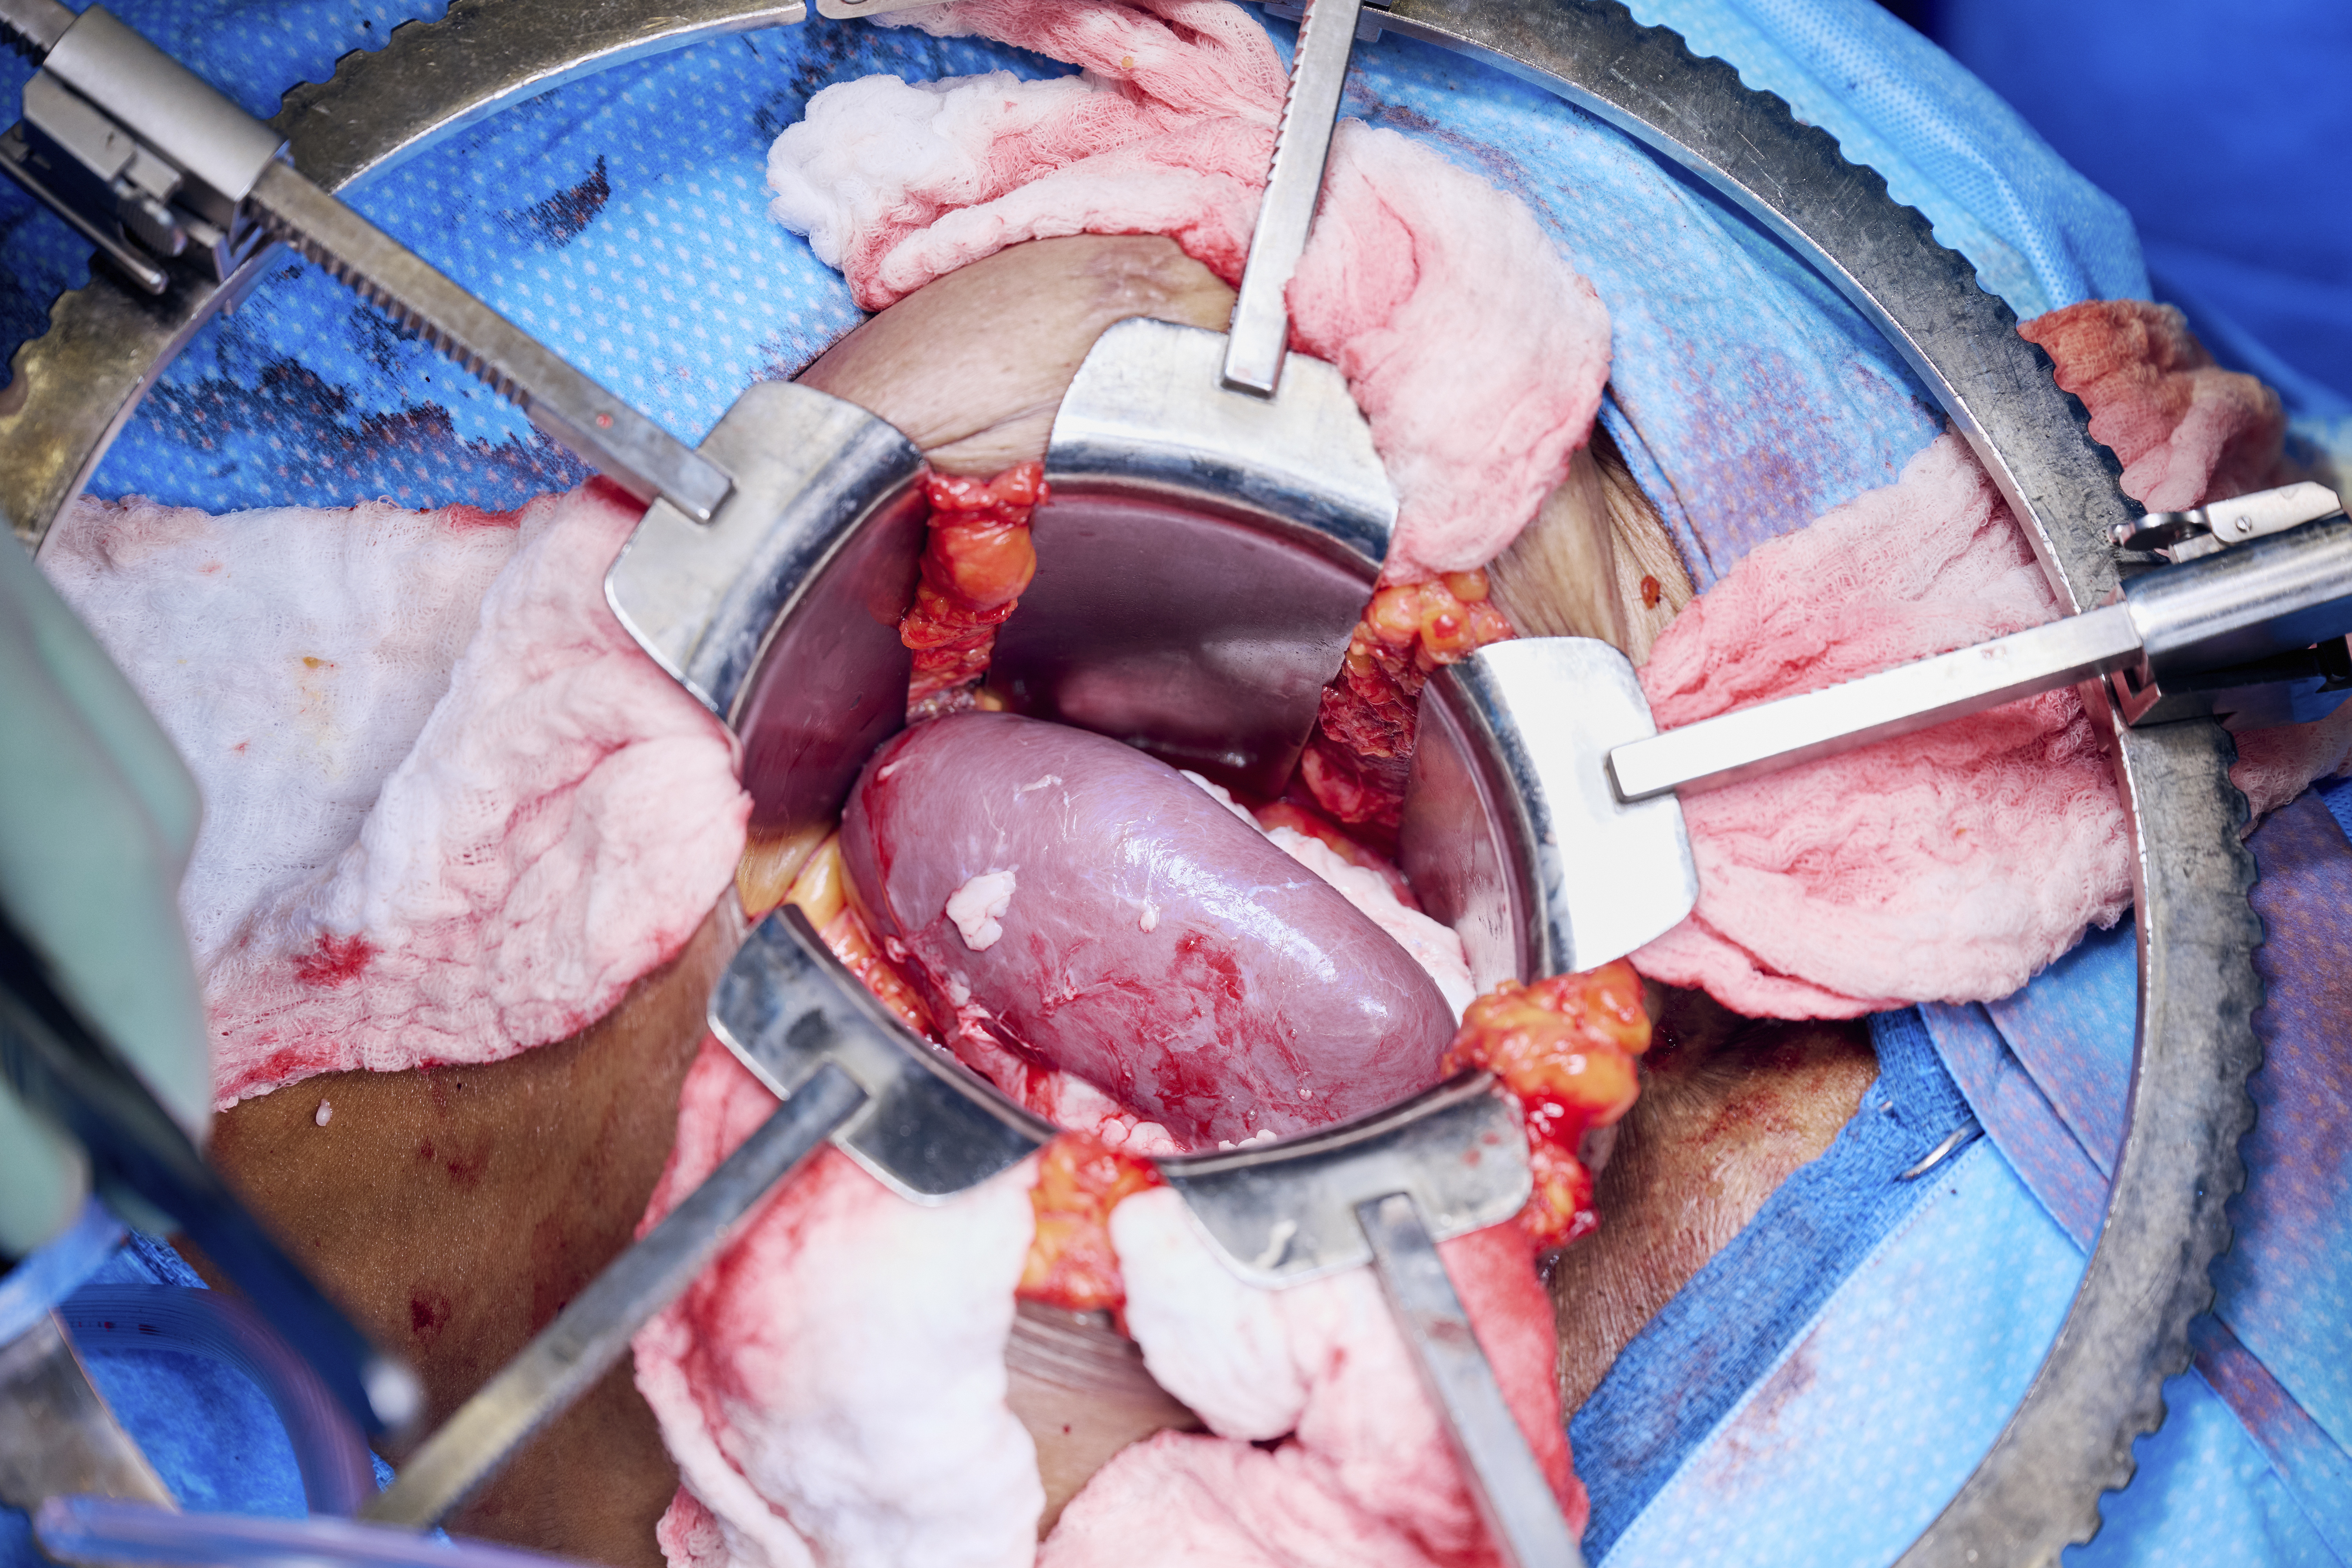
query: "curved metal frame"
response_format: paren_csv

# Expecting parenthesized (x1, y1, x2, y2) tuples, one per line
(1365, 9, 2258, 1563)
(0, 3, 2262, 1564)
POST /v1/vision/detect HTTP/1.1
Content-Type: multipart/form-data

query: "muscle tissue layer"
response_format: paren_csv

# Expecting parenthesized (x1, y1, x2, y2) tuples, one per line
(765, 0, 1613, 582)
(41, 481, 749, 1106)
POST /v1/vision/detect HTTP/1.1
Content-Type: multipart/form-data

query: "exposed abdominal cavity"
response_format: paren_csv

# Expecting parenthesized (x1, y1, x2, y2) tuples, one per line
(39, 4, 2349, 1564)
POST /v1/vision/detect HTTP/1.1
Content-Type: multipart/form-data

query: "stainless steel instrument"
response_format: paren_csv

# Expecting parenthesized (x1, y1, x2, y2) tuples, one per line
(1, 903, 423, 1442)
(1030, 0, 1394, 797)
(0, 0, 747, 524)
(1160, 1074, 1581, 1568)
(0, 1, 2289, 1563)
(363, 904, 1050, 1528)
(1437, 485, 2352, 975)
(600, 344, 1583, 1559)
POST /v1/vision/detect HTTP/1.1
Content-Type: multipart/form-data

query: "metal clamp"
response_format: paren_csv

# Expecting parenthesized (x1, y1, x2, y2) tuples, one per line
(0, 6, 285, 291)
(2109, 480, 2345, 559)
(1, 4, 735, 521)
(2107, 499, 2352, 727)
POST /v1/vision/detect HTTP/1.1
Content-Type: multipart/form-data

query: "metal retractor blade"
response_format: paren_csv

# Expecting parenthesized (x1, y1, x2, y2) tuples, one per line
(0, 3, 2267, 1561)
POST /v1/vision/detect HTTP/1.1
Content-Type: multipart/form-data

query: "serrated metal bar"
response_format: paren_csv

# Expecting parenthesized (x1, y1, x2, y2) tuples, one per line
(1, 0, 800, 549)
(246, 159, 732, 522)
(0, 0, 71, 60)
(0, 4, 2266, 1559)
(1223, 0, 1365, 395)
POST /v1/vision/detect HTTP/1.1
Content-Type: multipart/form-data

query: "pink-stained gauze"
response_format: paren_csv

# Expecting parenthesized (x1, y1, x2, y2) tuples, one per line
(766, 0, 1610, 581)
(41, 480, 750, 1106)
(635, 1044, 1579, 1568)
(634, 1037, 1044, 1568)
(1629, 434, 2130, 1018)
(1631, 304, 2341, 1018)
(1038, 1187, 1581, 1568)
(2019, 298, 2292, 512)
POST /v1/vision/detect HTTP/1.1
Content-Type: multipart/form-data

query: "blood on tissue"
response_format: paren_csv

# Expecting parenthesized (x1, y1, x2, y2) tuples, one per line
(1302, 570, 1515, 841)
(1019, 1130, 1163, 1315)
(897, 462, 1045, 720)
(777, 833, 1165, 1314)
(292, 931, 376, 987)
(1443, 959, 1650, 1250)
(437, 501, 524, 531)
(581, 474, 647, 515)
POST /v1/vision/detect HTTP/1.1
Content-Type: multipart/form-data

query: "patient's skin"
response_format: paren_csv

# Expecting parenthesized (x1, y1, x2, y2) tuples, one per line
(191, 907, 737, 1568)
(1549, 990, 1880, 1416)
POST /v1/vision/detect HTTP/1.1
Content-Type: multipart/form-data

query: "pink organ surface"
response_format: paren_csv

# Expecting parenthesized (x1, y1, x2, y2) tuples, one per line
(839, 713, 1455, 1147)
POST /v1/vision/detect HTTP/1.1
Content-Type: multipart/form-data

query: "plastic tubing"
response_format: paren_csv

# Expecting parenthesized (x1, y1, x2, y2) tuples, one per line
(36, 1496, 598, 1568)
(57, 1284, 377, 1515)
(0, 1198, 123, 1347)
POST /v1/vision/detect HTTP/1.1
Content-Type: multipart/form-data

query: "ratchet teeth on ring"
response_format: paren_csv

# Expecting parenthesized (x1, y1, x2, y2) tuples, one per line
(0, 0, 2294, 1558)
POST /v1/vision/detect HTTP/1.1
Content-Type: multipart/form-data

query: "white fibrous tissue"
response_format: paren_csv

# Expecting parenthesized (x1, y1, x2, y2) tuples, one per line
(1183, 773, 1475, 1018)
(635, 1038, 1045, 1568)
(947, 869, 1019, 951)
(41, 483, 750, 1106)
(766, 0, 1610, 582)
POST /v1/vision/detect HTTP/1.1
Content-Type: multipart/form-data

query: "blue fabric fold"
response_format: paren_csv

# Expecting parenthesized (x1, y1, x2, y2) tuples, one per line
(1619, 0, 2148, 320)
(1571, 1009, 1976, 1557)
(1914, 792, 2352, 1561)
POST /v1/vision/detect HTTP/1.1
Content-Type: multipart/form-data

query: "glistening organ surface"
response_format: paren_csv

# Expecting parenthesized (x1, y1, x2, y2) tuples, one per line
(839, 713, 1457, 1147)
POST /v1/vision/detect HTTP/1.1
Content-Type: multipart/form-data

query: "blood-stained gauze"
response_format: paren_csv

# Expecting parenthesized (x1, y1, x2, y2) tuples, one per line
(1037, 1187, 1583, 1568)
(634, 1038, 1042, 1568)
(40, 481, 750, 1106)
(839, 713, 1456, 1148)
